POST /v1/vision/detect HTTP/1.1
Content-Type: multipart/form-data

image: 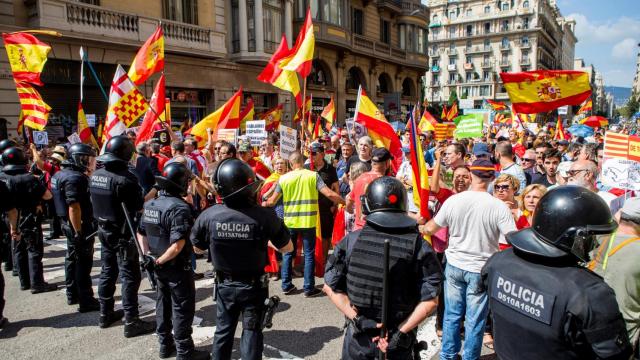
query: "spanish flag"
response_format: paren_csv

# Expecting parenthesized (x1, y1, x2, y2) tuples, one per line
(279, 8, 315, 77)
(321, 96, 336, 130)
(408, 107, 431, 221)
(219, 97, 253, 130)
(186, 87, 242, 148)
(486, 99, 507, 111)
(447, 102, 459, 122)
(77, 102, 98, 147)
(500, 70, 592, 114)
(294, 96, 311, 124)
(353, 86, 402, 171)
(3, 32, 55, 86)
(15, 81, 50, 130)
(577, 99, 592, 115)
(135, 74, 166, 145)
(261, 104, 283, 132)
(554, 116, 566, 141)
(127, 26, 164, 85)
(441, 105, 448, 120)
(257, 35, 302, 107)
(418, 110, 437, 133)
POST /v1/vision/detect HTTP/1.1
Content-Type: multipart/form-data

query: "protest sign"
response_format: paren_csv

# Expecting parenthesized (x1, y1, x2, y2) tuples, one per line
(279, 125, 297, 159)
(453, 114, 484, 139)
(33, 131, 49, 145)
(86, 114, 96, 127)
(345, 120, 366, 142)
(153, 129, 171, 146)
(217, 128, 238, 145)
(459, 99, 474, 110)
(67, 133, 81, 144)
(246, 120, 266, 146)
(601, 158, 640, 191)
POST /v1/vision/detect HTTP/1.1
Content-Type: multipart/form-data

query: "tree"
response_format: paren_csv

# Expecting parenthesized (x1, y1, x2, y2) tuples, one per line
(448, 89, 458, 106)
(620, 92, 639, 119)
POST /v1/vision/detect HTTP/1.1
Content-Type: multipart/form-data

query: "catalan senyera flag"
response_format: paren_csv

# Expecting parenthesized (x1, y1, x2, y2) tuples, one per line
(321, 96, 336, 130)
(418, 110, 437, 133)
(261, 104, 283, 132)
(447, 102, 459, 121)
(136, 74, 165, 145)
(486, 99, 508, 111)
(279, 8, 314, 77)
(187, 87, 243, 148)
(257, 35, 302, 107)
(353, 86, 402, 171)
(77, 102, 98, 147)
(103, 65, 149, 143)
(434, 122, 455, 141)
(408, 107, 430, 221)
(578, 99, 593, 115)
(554, 116, 566, 141)
(603, 132, 630, 160)
(15, 81, 51, 131)
(17, 111, 25, 136)
(294, 96, 311, 123)
(500, 70, 592, 114)
(3, 32, 56, 86)
(127, 26, 164, 85)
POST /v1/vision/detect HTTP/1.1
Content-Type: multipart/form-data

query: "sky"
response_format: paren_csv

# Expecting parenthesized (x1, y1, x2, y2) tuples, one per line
(557, 0, 640, 88)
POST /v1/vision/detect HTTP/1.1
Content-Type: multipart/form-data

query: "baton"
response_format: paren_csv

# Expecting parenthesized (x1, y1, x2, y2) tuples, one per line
(379, 239, 390, 360)
(120, 203, 157, 290)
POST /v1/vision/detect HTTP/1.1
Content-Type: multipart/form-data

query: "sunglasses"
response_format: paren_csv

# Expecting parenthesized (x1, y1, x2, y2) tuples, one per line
(567, 169, 587, 177)
(214, 147, 221, 151)
(494, 184, 511, 191)
(522, 158, 536, 162)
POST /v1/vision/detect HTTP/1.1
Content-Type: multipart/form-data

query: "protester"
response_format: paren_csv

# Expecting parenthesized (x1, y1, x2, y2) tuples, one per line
(494, 141, 526, 194)
(567, 159, 617, 209)
(168, 141, 199, 176)
(134, 142, 159, 195)
(259, 138, 276, 171)
(441, 143, 466, 188)
(346, 136, 373, 174)
(238, 143, 271, 180)
(516, 184, 547, 230)
(527, 142, 550, 184)
(150, 142, 169, 172)
(533, 149, 560, 187)
(493, 174, 520, 218)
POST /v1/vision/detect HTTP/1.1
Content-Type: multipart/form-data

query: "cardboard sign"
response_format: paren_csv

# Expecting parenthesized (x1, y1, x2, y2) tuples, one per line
(216, 128, 238, 145)
(279, 125, 297, 160)
(345, 120, 366, 142)
(246, 120, 266, 146)
(459, 99, 474, 110)
(153, 129, 171, 146)
(601, 158, 640, 191)
(67, 133, 81, 144)
(86, 114, 96, 127)
(33, 131, 49, 145)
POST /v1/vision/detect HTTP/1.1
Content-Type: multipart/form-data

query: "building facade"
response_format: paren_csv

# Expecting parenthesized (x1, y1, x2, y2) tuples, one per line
(0, 0, 428, 138)
(424, 0, 576, 108)
(633, 44, 640, 99)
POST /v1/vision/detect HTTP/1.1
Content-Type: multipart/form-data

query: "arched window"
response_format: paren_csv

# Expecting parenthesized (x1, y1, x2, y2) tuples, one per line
(484, 5, 490, 13)
(346, 66, 366, 91)
(501, 37, 509, 47)
(377, 73, 393, 94)
(402, 78, 415, 97)
(523, 0, 529, 8)
(309, 59, 332, 87)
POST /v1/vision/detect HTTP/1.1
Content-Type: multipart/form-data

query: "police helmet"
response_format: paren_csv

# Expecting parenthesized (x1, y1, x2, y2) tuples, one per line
(0, 139, 17, 153)
(67, 143, 97, 172)
(97, 135, 134, 164)
(155, 162, 190, 196)
(1, 147, 28, 172)
(362, 176, 416, 229)
(213, 158, 260, 203)
(507, 185, 617, 262)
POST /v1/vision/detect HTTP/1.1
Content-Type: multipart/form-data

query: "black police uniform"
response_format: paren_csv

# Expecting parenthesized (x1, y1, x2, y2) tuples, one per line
(1, 166, 50, 291)
(89, 161, 144, 323)
(51, 162, 97, 307)
(191, 204, 290, 360)
(0, 176, 15, 323)
(0, 168, 13, 273)
(139, 191, 196, 358)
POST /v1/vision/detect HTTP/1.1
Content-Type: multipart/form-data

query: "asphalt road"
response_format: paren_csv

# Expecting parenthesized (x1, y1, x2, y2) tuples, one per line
(0, 228, 495, 360)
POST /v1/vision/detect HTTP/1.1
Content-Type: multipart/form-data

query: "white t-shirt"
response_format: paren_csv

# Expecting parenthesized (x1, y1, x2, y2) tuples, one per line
(434, 190, 517, 273)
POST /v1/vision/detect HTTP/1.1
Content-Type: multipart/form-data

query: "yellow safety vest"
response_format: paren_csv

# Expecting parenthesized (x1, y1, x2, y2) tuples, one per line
(280, 168, 318, 229)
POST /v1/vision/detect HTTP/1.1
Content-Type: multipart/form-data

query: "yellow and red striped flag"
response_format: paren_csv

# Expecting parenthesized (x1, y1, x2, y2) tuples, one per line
(15, 81, 50, 130)
(77, 102, 98, 147)
(554, 116, 566, 141)
(3, 31, 57, 86)
(577, 99, 592, 115)
(500, 70, 592, 114)
(447, 102, 459, 121)
(408, 106, 430, 221)
(441, 105, 448, 120)
(486, 99, 507, 111)
(257, 35, 302, 107)
(294, 96, 311, 124)
(219, 97, 254, 131)
(128, 26, 164, 85)
(187, 87, 243, 148)
(279, 8, 315, 77)
(321, 96, 336, 130)
(418, 110, 437, 133)
(603, 132, 629, 160)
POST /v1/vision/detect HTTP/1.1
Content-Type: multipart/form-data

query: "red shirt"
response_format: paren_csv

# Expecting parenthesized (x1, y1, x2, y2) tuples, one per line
(153, 154, 169, 172)
(348, 171, 383, 231)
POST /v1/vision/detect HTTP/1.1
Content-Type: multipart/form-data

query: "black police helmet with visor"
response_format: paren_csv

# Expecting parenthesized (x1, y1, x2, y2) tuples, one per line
(507, 185, 617, 263)
(155, 162, 190, 196)
(97, 135, 134, 164)
(361, 176, 416, 229)
(1, 147, 28, 172)
(213, 158, 261, 205)
(66, 143, 96, 172)
(0, 139, 17, 167)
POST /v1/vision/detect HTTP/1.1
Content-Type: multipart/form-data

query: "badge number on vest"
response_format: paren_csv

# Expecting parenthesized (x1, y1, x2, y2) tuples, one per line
(491, 273, 556, 325)
(90, 175, 111, 190)
(215, 222, 253, 240)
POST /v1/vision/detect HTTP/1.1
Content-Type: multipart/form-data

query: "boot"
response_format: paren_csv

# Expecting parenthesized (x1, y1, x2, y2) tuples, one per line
(78, 297, 100, 313)
(124, 317, 155, 338)
(99, 309, 124, 328)
(31, 282, 58, 294)
(177, 349, 210, 360)
(159, 344, 176, 359)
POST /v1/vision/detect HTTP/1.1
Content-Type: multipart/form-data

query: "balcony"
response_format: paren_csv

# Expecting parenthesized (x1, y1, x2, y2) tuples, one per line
(481, 61, 493, 68)
(520, 41, 531, 49)
(447, 64, 457, 71)
(430, 81, 440, 87)
(431, 66, 441, 73)
(429, 50, 440, 57)
(26, 0, 226, 57)
(520, 57, 531, 65)
(499, 59, 510, 67)
(377, 0, 403, 13)
(499, 26, 510, 33)
(500, 44, 511, 51)
(448, 49, 458, 56)
(463, 63, 474, 70)
(447, 80, 458, 86)
(464, 46, 492, 54)
(400, 1, 428, 21)
(350, 34, 427, 70)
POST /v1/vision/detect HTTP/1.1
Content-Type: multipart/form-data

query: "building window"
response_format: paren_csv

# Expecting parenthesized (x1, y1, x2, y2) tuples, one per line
(449, 73, 457, 83)
(449, 26, 456, 38)
(501, 2, 509, 11)
(377, 73, 393, 94)
(484, 5, 490, 14)
(522, 35, 529, 46)
(433, 74, 439, 83)
(310, 59, 332, 86)
(466, 40, 472, 51)
(449, 57, 456, 65)
(480, 85, 490, 96)
(432, 14, 439, 22)
(407, 25, 415, 52)
(449, 43, 455, 51)
(501, 20, 509, 32)
(163, 0, 198, 25)
(346, 67, 365, 90)
(466, 72, 473, 82)
(465, 55, 472, 63)
(523, 17, 529, 29)
(484, 39, 490, 49)
(431, 59, 439, 67)
(380, 19, 390, 44)
(466, 8, 472, 17)
(501, 37, 509, 48)
(402, 78, 415, 97)
(431, 44, 438, 54)
(399, 25, 406, 49)
(466, 25, 473, 36)
(264, 0, 283, 52)
(523, 0, 529, 8)
(483, 54, 490, 63)
(483, 71, 491, 81)
(449, 10, 456, 19)
(79, 0, 100, 4)
(484, 22, 491, 34)
(310, 0, 319, 19)
(323, 0, 344, 26)
(352, 8, 364, 35)
(417, 28, 426, 54)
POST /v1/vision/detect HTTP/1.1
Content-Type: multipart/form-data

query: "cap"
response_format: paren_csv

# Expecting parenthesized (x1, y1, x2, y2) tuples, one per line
(51, 153, 64, 163)
(372, 147, 392, 162)
(238, 143, 252, 153)
(469, 159, 495, 179)
(310, 142, 325, 153)
(621, 197, 640, 223)
(472, 142, 491, 156)
(53, 145, 66, 155)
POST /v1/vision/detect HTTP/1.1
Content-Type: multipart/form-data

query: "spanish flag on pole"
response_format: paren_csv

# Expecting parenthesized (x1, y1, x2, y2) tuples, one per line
(279, 8, 315, 77)
(486, 99, 507, 111)
(500, 70, 592, 114)
(3, 31, 58, 86)
(577, 99, 592, 115)
(261, 104, 283, 132)
(293, 96, 311, 124)
(554, 116, 566, 141)
(321, 96, 336, 130)
(77, 102, 98, 147)
(186, 87, 242, 148)
(418, 110, 437, 132)
(219, 97, 253, 130)
(353, 86, 402, 171)
(257, 35, 302, 107)
(15, 81, 50, 130)
(128, 26, 164, 85)
(408, 106, 431, 222)
(447, 102, 459, 122)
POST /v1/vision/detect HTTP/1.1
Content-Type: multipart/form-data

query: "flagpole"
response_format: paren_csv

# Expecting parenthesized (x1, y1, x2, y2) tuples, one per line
(82, 54, 109, 103)
(300, 76, 307, 145)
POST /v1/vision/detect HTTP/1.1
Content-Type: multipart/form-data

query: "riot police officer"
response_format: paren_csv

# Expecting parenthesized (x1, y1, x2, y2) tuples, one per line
(1, 147, 57, 294)
(191, 158, 293, 360)
(0, 166, 16, 328)
(138, 162, 209, 360)
(0, 139, 17, 273)
(89, 135, 154, 336)
(481, 186, 632, 359)
(323, 176, 442, 359)
(51, 143, 99, 311)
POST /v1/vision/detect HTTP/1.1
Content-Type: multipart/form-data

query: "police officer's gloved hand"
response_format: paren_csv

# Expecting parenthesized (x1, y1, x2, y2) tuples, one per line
(141, 254, 157, 272)
(72, 231, 84, 246)
(386, 330, 414, 355)
(352, 315, 378, 333)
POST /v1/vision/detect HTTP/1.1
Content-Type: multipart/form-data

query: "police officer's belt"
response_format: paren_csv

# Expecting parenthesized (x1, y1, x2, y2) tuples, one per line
(215, 271, 267, 285)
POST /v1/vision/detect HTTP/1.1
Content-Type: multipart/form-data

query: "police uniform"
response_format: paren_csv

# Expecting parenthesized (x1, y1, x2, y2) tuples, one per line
(51, 162, 97, 307)
(139, 190, 196, 358)
(191, 203, 290, 359)
(481, 186, 632, 360)
(0, 176, 14, 324)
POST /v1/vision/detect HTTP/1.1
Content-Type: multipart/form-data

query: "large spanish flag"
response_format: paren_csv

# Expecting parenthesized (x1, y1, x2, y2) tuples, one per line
(3, 32, 56, 86)
(408, 107, 430, 221)
(447, 102, 459, 122)
(15, 81, 51, 130)
(187, 87, 242, 148)
(128, 26, 164, 85)
(353, 87, 402, 171)
(279, 8, 314, 77)
(77, 102, 98, 147)
(257, 35, 302, 107)
(321, 96, 336, 130)
(293, 96, 311, 124)
(418, 110, 437, 133)
(500, 70, 592, 114)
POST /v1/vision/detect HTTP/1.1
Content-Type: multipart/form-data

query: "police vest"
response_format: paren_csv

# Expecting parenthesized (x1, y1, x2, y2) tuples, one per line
(89, 166, 137, 225)
(2, 172, 42, 213)
(279, 169, 318, 229)
(346, 224, 419, 323)
(50, 170, 68, 218)
(142, 195, 191, 264)
(208, 205, 266, 277)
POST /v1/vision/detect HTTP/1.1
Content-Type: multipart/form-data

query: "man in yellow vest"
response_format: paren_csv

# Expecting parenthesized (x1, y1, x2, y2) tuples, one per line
(264, 152, 344, 297)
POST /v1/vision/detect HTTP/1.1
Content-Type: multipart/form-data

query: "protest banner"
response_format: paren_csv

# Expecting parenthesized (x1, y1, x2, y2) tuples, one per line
(246, 120, 266, 146)
(453, 114, 484, 139)
(345, 120, 366, 142)
(86, 114, 96, 127)
(279, 125, 297, 159)
(33, 130, 49, 145)
(216, 128, 238, 145)
(67, 132, 81, 144)
(601, 158, 640, 191)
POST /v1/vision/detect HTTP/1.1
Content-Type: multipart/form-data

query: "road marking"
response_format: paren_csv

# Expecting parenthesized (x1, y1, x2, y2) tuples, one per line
(44, 237, 102, 260)
(416, 316, 441, 359)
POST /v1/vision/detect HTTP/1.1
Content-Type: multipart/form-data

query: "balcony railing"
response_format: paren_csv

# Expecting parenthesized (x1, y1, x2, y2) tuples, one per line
(429, 50, 440, 57)
(350, 34, 422, 69)
(447, 80, 458, 85)
(431, 66, 441, 72)
(463, 63, 474, 70)
(448, 49, 458, 56)
(481, 61, 493, 68)
(499, 59, 510, 67)
(520, 41, 531, 49)
(500, 44, 511, 50)
(464, 46, 492, 54)
(520, 57, 531, 65)
(447, 64, 457, 71)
